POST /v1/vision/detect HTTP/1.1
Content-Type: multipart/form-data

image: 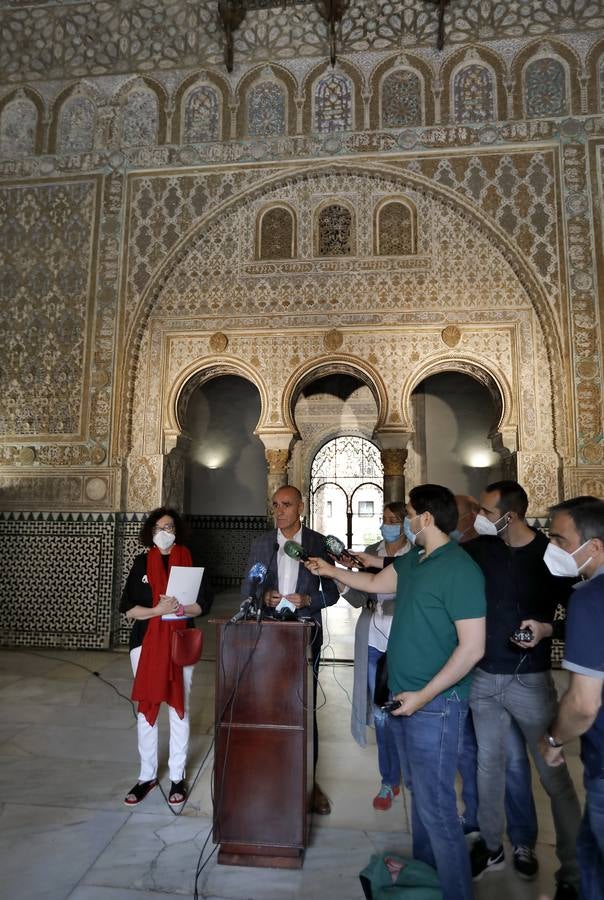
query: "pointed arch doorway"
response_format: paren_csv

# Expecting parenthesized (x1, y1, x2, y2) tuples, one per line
(309, 435, 384, 551)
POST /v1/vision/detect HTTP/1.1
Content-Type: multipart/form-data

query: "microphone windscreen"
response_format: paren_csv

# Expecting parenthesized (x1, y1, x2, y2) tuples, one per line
(283, 539, 309, 561)
(249, 562, 267, 581)
(324, 534, 345, 558)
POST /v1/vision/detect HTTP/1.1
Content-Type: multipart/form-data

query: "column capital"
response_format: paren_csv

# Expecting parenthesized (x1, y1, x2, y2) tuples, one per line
(380, 447, 408, 477)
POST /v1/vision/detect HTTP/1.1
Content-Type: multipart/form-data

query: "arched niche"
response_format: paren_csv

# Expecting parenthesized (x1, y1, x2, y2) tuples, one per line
(281, 355, 388, 440)
(166, 357, 270, 444)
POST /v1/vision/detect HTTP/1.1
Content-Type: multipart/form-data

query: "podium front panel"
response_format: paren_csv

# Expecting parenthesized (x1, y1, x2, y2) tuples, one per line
(212, 619, 314, 866)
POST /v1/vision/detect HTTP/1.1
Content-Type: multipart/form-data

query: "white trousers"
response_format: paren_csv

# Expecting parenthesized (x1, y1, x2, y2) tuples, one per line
(130, 645, 194, 783)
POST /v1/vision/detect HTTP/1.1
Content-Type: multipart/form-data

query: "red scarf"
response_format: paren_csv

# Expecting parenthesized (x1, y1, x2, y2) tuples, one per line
(131, 544, 192, 726)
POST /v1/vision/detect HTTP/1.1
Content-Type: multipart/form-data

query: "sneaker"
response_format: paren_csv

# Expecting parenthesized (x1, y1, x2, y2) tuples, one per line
(372, 784, 399, 811)
(553, 883, 579, 900)
(471, 839, 505, 881)
(513, 845, 538, 880)
(459, 815, 481, 842)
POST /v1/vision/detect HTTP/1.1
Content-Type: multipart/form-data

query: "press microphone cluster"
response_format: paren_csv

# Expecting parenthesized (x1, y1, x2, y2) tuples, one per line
(230, 561, 268, 623)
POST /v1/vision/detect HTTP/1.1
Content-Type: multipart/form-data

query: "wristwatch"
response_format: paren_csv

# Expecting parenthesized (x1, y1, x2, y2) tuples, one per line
(545, 732, 563, 748)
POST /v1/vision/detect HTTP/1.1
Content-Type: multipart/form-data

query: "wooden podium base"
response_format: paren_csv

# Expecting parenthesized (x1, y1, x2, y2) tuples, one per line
(217, 843, 304, 869)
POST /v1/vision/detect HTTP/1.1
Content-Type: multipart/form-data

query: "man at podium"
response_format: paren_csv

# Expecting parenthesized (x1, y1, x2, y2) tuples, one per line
(241, 484, 339, 815)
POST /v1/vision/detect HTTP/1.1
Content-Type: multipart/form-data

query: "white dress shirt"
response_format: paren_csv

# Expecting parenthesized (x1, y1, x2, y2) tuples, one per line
(277, 525, 303, 596)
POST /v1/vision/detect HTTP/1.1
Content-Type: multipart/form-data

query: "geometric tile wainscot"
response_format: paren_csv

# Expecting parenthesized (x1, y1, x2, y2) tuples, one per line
(0, 511, 272, 649)
(0, 511, 118, 650)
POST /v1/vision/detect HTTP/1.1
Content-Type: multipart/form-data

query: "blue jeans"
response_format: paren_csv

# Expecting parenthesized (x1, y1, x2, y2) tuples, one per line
(367, 645, 401, 787)
(459, 709, 538, 845)
(391, 693, 473, 900)
(577, 775, 604, 900)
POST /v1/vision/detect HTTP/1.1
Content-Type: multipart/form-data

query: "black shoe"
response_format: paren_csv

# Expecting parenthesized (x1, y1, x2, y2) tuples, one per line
(513, 845, 538, 880)
(554, 883, 579, 900)
(471, 839, 505, 881)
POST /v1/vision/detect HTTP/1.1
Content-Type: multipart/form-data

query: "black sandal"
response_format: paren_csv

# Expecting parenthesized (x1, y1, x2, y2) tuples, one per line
(169, 780, 187, 804)
(124, 778, 158, 805)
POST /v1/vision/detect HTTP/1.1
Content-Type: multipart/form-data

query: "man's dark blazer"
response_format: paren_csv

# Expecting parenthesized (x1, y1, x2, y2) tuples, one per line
(240, 524, 339, 629)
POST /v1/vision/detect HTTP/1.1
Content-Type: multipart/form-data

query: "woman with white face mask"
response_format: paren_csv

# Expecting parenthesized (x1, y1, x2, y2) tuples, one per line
(119, 507, 204, 807)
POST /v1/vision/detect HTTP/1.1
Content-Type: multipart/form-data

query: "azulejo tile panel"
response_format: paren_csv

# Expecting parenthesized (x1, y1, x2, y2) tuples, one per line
(0, 512, 116, 649)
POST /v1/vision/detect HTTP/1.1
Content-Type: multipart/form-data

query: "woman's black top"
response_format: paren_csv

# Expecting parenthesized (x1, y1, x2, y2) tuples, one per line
(119, 551, 208, 651)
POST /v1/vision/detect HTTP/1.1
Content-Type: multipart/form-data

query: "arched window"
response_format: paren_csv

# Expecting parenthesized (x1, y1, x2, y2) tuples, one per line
(183, 85, 219, 143)
(524, 58, 568, 118)
(376, 201, 415, 256)
(121, 87, 158, 147)
(453, 64, 494, 123)
(599, 56, 604, 112)
(381, 69, 422, 127)
(314, 72, 353, 133)
(0, 97, 37, 156)
(310, 435, 383, 549)
(247, 81, 286, 137)
(57, 96, 96, 153)
(258, 206, 295, 259)
(317, 203, 354, 256)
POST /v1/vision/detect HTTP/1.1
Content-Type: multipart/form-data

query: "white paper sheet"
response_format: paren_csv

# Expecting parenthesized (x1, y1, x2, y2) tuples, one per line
(161, 566, 204, 619)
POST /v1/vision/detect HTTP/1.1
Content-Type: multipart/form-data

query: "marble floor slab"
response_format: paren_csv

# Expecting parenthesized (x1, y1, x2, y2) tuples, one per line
(0, 591, 586, 900)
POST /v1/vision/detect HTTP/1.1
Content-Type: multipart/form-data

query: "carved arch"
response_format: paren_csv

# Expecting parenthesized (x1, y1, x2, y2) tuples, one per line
(48, 81, 102, 154)
(112, 75, 168, 146)
(172, 70, 231, 143)
(236, 64, 297, 137)
(373, 195, 417, 255)
(165, 357, 270, 446)
(511, 40, 581, 119)
(0, 87, 45, 155)
(255, 201, 297, 260)
(369, 53, 434, 128)
(585, 38, 604, 112)
(281, 355, 388, 437)
(313, 196, 356, 256)
(440, 46, 507, 124)
(302, 59, 364, 133)
(119, 161, 570, 466)
(400, 354, 513, 438)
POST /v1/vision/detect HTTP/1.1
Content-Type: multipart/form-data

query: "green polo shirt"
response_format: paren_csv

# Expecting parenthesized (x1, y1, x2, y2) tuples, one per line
(388, 541, 486, 700)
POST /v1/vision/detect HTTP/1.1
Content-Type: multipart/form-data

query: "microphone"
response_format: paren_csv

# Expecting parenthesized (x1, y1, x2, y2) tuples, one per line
(324, 534, 364, 569)
(248, 561, 267, 585)
(283, 539, 310, 562)
(230, 597, 253, 623)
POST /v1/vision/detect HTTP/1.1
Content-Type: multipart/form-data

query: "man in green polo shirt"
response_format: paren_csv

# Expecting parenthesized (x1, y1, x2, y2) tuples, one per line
(308, 484, 486, 900)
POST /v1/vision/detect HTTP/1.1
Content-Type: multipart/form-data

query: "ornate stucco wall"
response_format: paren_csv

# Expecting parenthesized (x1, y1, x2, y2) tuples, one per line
(1, 0, 603, 646)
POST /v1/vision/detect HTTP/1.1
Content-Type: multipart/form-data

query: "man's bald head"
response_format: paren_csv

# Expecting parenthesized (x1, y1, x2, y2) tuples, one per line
(272, 485, 304, 539)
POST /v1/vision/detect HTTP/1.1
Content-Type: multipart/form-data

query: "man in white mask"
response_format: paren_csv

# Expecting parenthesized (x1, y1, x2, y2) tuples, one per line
(464, 480, 581, 899)
(539, 496, 604, 900)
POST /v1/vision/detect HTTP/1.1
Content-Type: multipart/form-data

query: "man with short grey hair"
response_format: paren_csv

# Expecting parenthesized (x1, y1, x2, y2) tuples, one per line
(540, 496, 604, 900)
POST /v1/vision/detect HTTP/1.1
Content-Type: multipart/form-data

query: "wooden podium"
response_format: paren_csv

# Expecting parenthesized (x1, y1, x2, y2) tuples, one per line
(212, 617, 314, 868)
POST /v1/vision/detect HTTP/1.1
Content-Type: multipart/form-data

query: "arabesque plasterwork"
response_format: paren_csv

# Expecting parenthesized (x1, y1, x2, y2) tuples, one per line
(0, 0, 603, 517)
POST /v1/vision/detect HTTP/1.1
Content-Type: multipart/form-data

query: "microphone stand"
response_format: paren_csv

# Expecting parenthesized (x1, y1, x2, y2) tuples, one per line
(255, 541, 279, 621)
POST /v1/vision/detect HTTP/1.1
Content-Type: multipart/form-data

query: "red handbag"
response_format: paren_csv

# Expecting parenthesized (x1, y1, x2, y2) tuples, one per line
(171, 627, 203, 667)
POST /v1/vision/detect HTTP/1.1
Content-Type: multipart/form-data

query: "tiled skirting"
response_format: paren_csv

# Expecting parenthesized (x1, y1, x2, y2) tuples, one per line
(0, 511, 270, 649)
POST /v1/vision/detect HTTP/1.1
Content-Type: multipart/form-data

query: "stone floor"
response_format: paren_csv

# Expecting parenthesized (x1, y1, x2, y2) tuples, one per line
(0, 592, 584, 900)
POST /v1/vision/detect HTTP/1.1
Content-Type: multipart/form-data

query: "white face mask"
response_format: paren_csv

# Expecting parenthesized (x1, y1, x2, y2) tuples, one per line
(474, 512, 509, 537)
(543, 540, 592, 578)
(153, 530, 176, 551)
